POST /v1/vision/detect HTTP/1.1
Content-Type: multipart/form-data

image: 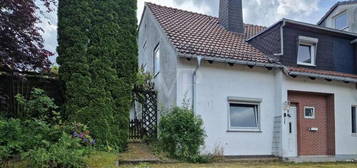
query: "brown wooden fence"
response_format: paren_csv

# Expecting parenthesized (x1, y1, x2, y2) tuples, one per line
(0, 70, 63, 118)
(129, 119, 143, 140)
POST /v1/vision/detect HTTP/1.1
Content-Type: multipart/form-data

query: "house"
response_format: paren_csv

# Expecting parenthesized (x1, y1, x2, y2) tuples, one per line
(137, 0, 357, 161)
(318, 0, 357, 33)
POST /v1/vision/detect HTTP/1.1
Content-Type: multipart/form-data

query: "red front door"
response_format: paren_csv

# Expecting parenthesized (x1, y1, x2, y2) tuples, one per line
(288, 91, 335, 156)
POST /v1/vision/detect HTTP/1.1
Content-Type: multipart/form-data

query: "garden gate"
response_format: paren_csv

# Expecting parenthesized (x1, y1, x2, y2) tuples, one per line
(129, 90, 157, 140)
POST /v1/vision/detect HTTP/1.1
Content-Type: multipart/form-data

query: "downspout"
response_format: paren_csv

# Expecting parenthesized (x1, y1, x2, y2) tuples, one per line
(192, 56, 203, 113)
(274, 20, 286, 56)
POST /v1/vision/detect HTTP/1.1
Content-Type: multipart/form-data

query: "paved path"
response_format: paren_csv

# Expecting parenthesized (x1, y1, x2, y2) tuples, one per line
(118, 143, 161, 164)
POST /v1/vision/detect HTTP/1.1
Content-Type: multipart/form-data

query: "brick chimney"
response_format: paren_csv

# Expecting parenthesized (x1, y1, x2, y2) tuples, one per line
(219, 0, 244, 33)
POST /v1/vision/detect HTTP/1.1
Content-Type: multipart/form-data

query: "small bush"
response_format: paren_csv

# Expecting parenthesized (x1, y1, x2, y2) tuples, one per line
(24, 133, 88, 168)
(15, 88, 60, 124)
(159, 107, 206, 162)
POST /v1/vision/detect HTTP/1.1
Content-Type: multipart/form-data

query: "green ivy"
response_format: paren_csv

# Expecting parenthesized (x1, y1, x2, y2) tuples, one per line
(57, 0, 137, 151)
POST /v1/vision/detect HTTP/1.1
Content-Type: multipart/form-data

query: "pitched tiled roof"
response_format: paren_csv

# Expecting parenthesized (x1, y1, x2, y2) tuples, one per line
(287, 67, 357, 79)
(146, 3, 273, 63)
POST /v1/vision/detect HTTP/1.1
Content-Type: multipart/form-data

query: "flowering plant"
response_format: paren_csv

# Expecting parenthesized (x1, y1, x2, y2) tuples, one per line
(67, 122, 96, 145)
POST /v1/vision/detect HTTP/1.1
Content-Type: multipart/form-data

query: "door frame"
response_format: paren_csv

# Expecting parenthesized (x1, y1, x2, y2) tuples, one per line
(287, 91, 335, 156)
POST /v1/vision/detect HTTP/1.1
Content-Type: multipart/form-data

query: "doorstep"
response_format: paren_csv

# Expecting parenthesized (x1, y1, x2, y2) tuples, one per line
(285, 155, 336, 163)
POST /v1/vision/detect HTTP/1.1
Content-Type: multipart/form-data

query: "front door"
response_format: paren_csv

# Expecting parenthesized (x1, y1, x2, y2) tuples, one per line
(286, 104, 297, 157)
(288, 91, 335, 156)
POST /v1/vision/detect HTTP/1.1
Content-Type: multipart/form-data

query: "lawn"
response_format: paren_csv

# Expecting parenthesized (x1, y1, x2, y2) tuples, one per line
(120, 162, 357, 168)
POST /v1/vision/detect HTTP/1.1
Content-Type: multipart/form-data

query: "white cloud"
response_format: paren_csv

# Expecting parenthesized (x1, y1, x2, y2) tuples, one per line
(38, 0, 328, 64)
(137, 0, 212, 23)
(137, 0, 322, 26)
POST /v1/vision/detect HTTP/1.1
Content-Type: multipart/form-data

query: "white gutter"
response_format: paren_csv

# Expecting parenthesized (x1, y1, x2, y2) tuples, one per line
(351, 39, 357, 44)
(192, 56, 203, 113)
(274, 20, 286, 56)
(282, 68, 357, 83)
(179, 54, 282, 69)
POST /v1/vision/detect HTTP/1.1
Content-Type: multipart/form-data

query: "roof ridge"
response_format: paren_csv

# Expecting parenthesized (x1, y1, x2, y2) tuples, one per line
(145, 2, 216, 19)
(145, 2, 266, 28)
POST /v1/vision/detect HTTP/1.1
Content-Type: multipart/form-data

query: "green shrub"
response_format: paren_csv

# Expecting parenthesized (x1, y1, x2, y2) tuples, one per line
(24, 133, 88, 168)
(15, 88, 60, 124)
(0, 119, 62, 162)
(159, 107, 206, 162)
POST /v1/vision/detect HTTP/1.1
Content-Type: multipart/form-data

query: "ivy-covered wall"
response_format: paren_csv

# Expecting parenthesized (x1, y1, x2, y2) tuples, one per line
(57, 0, 137, 151)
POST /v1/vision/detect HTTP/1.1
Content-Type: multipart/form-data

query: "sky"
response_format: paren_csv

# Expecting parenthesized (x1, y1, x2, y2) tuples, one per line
(40, 0, 339, 65)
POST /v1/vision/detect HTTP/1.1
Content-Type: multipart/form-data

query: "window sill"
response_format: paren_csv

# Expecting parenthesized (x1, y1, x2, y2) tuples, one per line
(297, 63, 316, 67)
(352, 133, 357, 137)
(227, 129, 262, 133)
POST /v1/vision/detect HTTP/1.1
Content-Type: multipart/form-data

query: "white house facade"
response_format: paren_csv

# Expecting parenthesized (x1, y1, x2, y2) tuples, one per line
(137, 0, 357, 161)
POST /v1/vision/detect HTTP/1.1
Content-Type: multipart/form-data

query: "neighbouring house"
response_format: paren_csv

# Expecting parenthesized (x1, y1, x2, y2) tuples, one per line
(318, 0, 357, 33)
(137, 0, 357, 161)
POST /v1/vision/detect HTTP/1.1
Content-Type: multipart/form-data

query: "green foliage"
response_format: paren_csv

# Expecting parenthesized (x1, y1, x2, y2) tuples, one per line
(15, 88, 60, 124)
(135, 65, 154, 91)
(159, 107, 206, 162)
(57, 0, 138, 151)
(50, 66, 59, 75)
(24, 133, 88, 168)
(0, 119, 62, 162)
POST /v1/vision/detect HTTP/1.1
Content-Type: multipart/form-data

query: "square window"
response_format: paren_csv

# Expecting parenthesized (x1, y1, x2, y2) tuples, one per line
(352, 106, 356, 134)
(229, 102, 259, 130)
(335, 12, 348, 30)
(153, 44, 160, 75)
(297, 36, 318, 66)
(304, 106, 315, 119)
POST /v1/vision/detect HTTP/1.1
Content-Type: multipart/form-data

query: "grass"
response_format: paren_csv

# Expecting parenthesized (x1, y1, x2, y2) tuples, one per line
(3, 151, 119, 168)
(120, 162, 357, 168)
(84, 151, 119, 168)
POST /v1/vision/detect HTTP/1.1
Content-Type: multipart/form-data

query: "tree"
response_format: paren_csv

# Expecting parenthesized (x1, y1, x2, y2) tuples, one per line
(58, 0, 137, 151)
(0, 0, 55, 71)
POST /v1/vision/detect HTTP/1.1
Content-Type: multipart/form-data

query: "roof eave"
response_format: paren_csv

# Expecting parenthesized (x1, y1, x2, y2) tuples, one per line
(249, 18, 357, 42)
(178, 53, 283, 68)
(285, 70, 357, 83)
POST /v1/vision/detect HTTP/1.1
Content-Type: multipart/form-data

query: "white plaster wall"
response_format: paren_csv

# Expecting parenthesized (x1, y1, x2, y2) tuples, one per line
(282, 76, 357, 156)
(138, 7, 178, 112)
(177, 59, 277, 156)
(322, 4, 357, 33)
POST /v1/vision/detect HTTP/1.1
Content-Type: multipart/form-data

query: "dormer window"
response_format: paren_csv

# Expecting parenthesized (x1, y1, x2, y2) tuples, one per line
(335, 11, 348, 30)
(297, 36, 318, 66)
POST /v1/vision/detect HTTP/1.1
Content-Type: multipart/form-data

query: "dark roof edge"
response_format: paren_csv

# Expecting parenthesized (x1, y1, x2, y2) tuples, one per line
(137, 3, 149, 33)
(317, 2, 340, 25)
(247, 18, 357, 42)
(317, 1, 357, 25)
(246, 19, 283, 41)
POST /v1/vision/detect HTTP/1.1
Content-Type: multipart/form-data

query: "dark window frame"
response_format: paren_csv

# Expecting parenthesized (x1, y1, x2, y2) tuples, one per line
(153, 43, 160, 77)
(352, 106, 356, 134)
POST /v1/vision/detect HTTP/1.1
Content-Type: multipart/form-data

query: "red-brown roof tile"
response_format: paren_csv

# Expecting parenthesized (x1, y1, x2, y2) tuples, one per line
(287, 67, 357, 79)
(146, 3, 273, 63)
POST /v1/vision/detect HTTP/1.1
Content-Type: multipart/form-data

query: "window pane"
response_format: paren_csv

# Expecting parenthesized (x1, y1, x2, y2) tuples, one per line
(335, 13, 347, 30)
(304, 108, 314, 117)
(230, 104, 257, 128)
(154, 47, 160, 74)
(352, 107, 356, 133)
(298, 44, 311, 64)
